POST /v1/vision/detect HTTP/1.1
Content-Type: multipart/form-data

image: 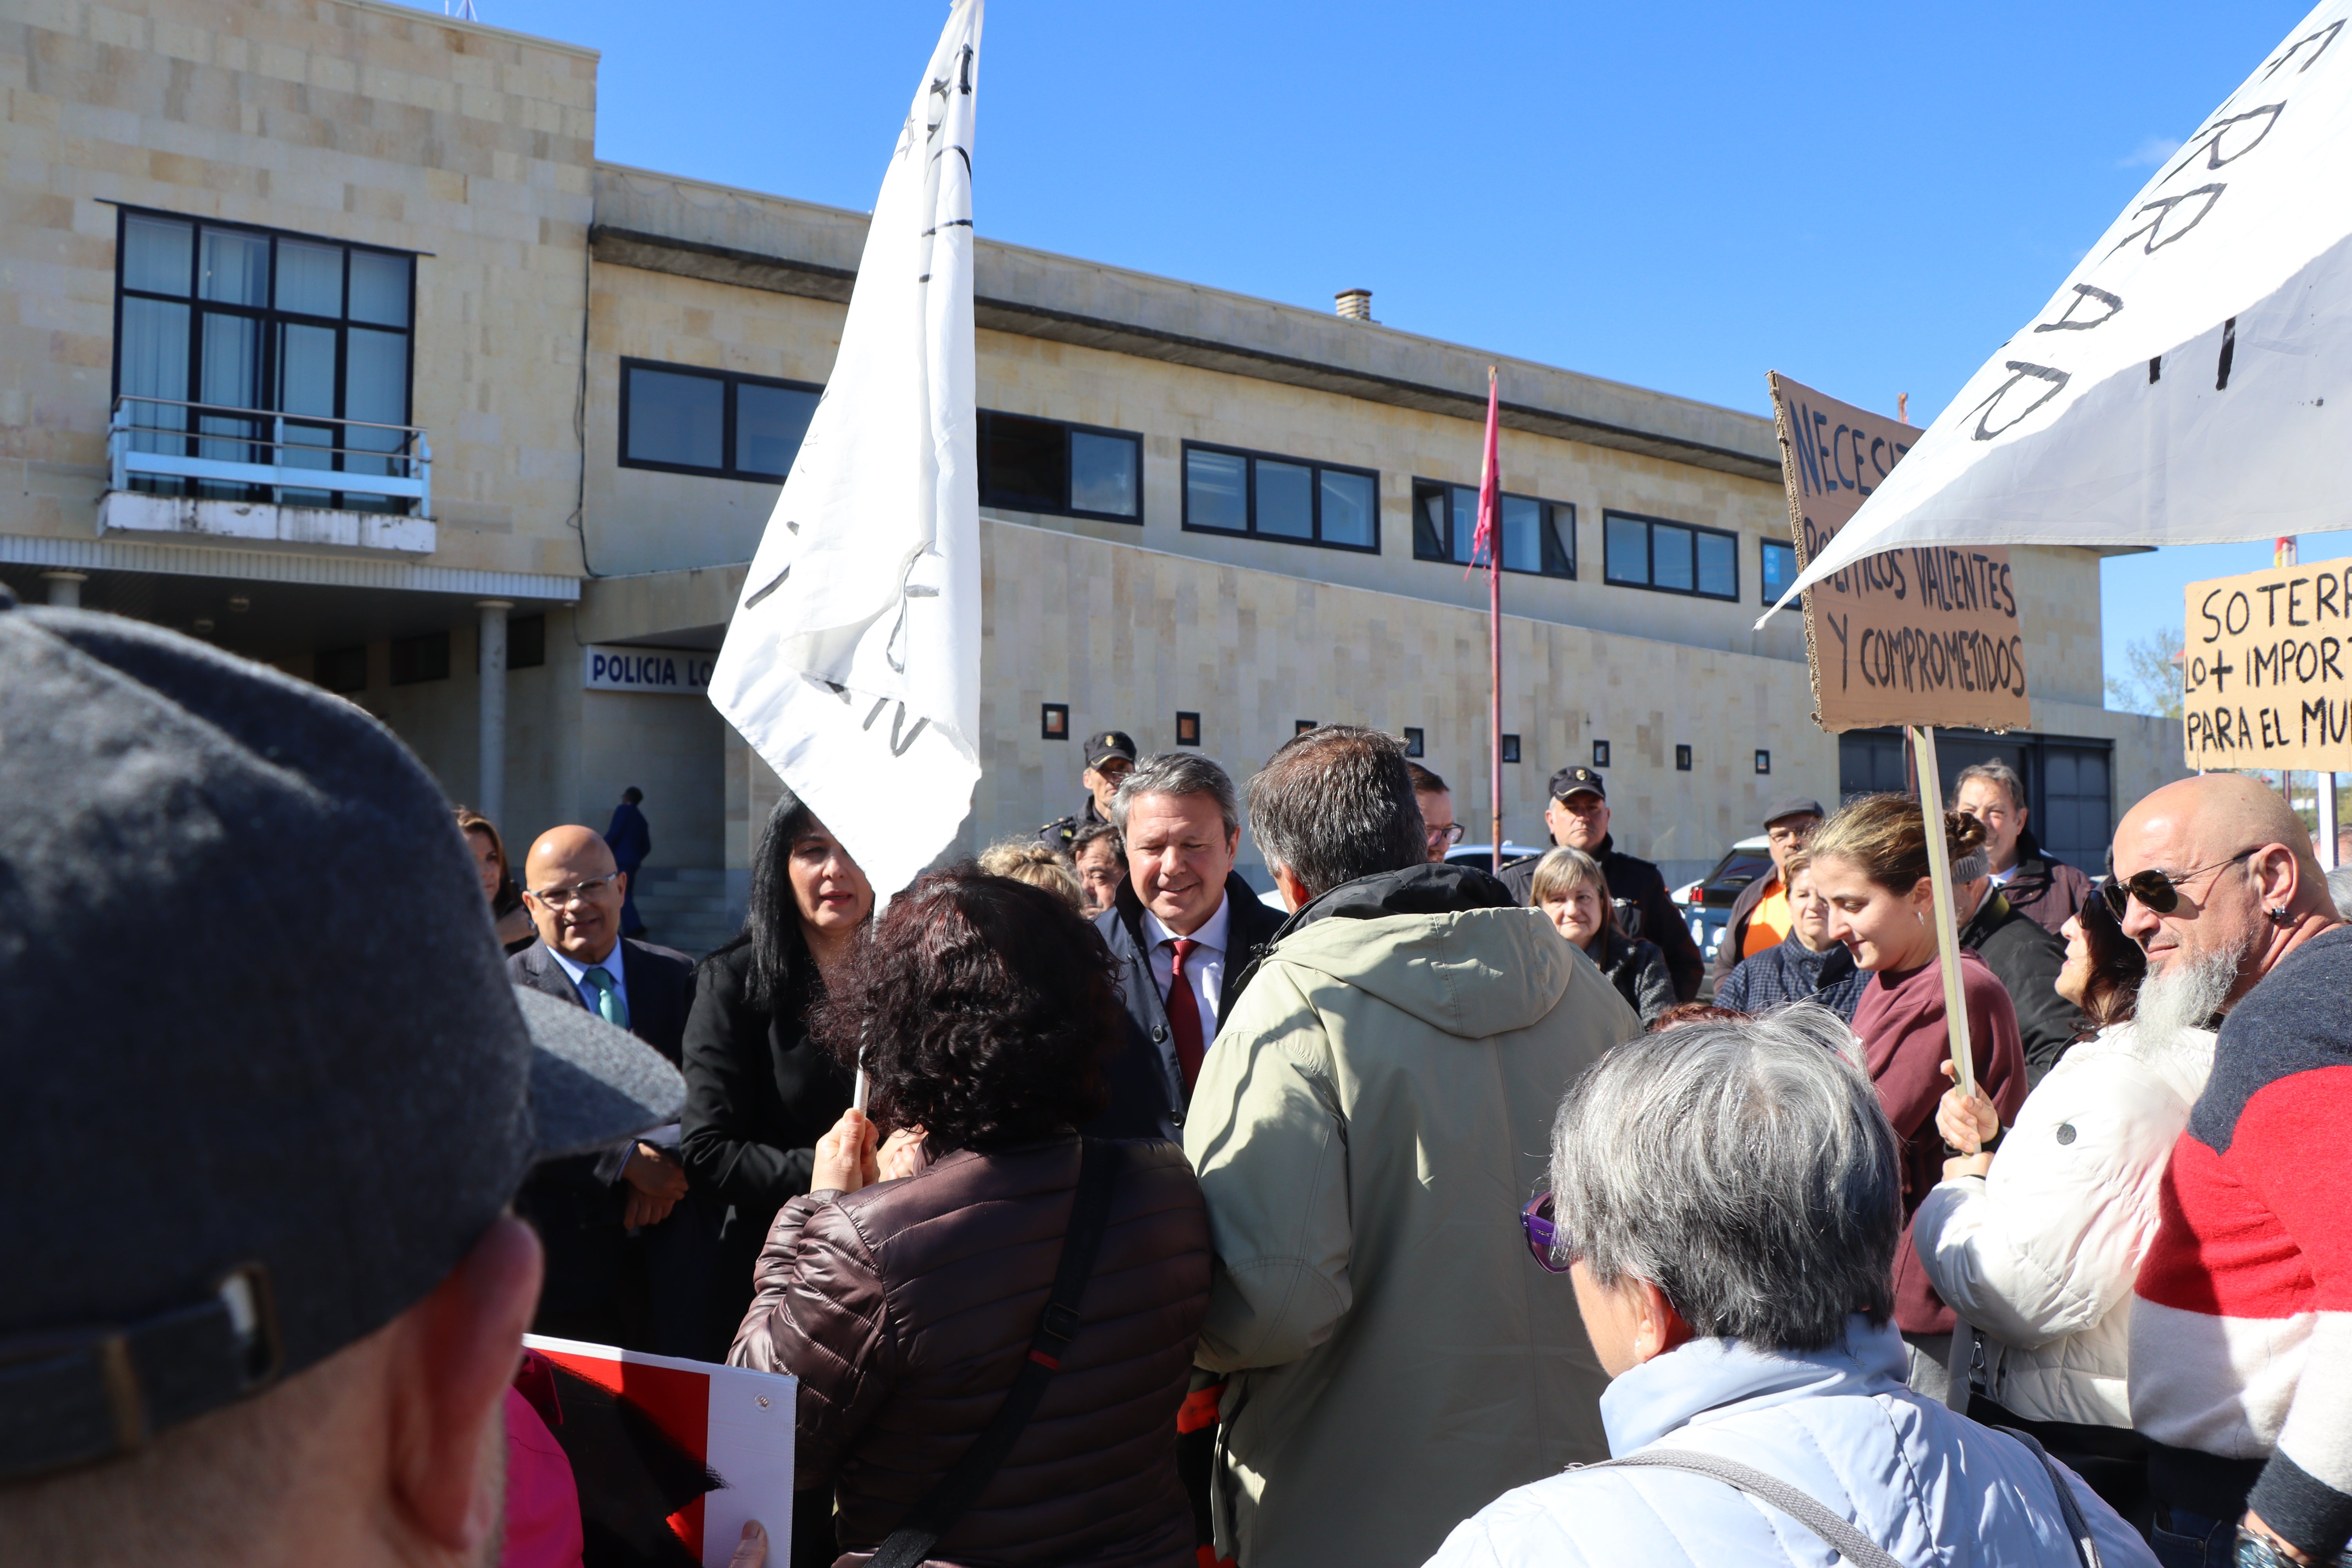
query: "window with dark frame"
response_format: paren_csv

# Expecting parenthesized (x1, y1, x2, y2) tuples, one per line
(1761, 539, 1799, 606)
(619, 358, 821, 482)
(1755, 749, 1772, 775)
(1602, 510, 1740, 601)
(510, 615, 546, 671)
(1410, 479, 1574, 577)
(1295, 720, 1318, 735)
(1675, 744, 1693, 771)
(1182, 442, 1378, 552)
(1175, 711, 1201, 747)
(978, 412, 1141, 523)
(389, 630, 449, 686)
(1501, 734, 1522, 764)
(1402, 727, 1425, 758)
(1592, 740, 1611, 768)
(1041, 702, 1069, 740)
(112, 208, 418, 512)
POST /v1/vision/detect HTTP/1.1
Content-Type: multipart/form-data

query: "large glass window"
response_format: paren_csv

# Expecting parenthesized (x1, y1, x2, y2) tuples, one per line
(1182, 443, 1379, 553)
(1602, 510, 1739, 601)
(1410, 479, 1573, 577)
(113, 209, 416, 510)
(977, 412, 1141, 522)
(618, 359, 820, 481)
(1761, 539, 1798, 605)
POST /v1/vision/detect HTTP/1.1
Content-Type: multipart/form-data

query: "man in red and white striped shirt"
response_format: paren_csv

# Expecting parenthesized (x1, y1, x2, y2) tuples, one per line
(2114, 775, 2352, 1568)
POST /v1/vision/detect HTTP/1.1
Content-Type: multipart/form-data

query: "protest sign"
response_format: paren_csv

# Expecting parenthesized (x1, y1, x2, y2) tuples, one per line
(523, 1335, 796, 1568)
(1768, 372, 2033, 733)
(2181, 555, 2352, 768)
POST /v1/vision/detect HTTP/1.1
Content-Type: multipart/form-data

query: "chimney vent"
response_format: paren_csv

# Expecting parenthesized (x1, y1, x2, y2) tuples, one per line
(1334, 288, 1373, 321)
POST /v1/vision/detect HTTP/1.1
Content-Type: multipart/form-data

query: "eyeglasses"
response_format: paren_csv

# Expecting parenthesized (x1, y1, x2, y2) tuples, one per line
(1522, 1193, 1571, 1274)
(1426, 822, 1467, 848)
(2100, 847, 2259, 920)
(526, 875, 616, 908)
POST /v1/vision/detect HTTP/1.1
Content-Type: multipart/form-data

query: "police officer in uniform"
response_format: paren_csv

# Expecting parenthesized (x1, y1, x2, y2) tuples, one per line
(1500, 764, 1706, 1002)
(1037, 729, 1138, 852)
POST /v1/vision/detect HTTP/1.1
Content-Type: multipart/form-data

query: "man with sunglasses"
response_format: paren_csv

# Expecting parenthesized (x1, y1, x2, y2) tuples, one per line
(511, 826, 702, 1352)
(2110, 776, 2352, 1568)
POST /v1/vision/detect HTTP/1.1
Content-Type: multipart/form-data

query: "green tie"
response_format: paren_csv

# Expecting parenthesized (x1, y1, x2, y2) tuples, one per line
(582, 965, 629, 1030)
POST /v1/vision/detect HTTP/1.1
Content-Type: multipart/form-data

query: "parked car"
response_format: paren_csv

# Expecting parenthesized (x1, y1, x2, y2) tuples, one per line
(1446, 842, 1549, 879)
(1670, 835, 1773, 970)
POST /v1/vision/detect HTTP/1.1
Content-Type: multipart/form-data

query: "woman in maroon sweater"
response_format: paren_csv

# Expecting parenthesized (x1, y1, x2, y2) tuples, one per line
(1807, 794, 2028, 1403)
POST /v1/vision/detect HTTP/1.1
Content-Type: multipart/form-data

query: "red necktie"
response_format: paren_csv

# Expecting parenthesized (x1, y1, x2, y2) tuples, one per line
(1167, 937, 1205, 1097)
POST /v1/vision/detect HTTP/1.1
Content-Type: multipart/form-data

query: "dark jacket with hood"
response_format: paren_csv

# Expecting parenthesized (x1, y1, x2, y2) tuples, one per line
(1996, 829, 2098, 940)
(1587, 928, 1674, 1027)
(1501, 834, 1705, 1002)
(1085, 869, 1287, 1142)
(1959, 886, 2089, 1084)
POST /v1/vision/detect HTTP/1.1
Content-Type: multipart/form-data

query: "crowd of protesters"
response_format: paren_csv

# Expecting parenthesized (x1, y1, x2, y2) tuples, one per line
(4, 589, 2349, 1568)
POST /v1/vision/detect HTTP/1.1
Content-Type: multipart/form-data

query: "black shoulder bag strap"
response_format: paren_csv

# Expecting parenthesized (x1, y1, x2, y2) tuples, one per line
(864, 1137, 1124, 1568)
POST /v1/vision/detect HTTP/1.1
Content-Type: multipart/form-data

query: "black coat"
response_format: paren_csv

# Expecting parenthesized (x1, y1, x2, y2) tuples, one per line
(1501, 835, 1705, 1002)
(1588, 929, 1674, 1027)
(1083, 871, 1287, 1142)
(1959, 888, 2088, 1085)
(508, 937, 697, 1349)
(677, 936, 855, 1221)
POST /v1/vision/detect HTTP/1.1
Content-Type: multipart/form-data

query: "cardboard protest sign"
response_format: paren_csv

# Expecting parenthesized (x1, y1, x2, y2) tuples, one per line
(1768, 373, 2033, 733)
(2181, 555, 2352, 769)
(523, 1336, 796, 1568)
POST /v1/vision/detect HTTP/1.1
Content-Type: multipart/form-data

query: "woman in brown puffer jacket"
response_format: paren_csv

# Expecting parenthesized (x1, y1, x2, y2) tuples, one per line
(731, 867, 1212, 1568)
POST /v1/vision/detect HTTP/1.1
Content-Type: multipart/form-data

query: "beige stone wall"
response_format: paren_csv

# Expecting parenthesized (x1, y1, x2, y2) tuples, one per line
(975, 517, 1844, 885)
(0, 0, 596, 577)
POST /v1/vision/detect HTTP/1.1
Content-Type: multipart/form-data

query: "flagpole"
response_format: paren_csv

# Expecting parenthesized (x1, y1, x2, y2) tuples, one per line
(1473, 365, 1503, 866)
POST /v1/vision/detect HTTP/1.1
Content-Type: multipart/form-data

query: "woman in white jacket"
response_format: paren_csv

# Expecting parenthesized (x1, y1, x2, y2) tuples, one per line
(1913, 887, 2214, 1524)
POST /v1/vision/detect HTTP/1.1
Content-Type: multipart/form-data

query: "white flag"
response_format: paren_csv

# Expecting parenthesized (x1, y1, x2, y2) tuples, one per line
(1764, 2, 2352, 626)
(710, 0, 984, 899)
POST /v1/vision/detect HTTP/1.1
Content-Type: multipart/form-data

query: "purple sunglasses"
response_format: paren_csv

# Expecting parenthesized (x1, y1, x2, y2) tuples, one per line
(1522, 1193, 1570, 1273)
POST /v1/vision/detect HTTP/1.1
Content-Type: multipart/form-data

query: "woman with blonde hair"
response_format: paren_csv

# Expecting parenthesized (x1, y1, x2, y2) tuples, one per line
(1530, 845, 1672, 1026)
(1805, 793, 2028, 1400)
(454, 806, 537, 955)
(977, 837, 1085, 912)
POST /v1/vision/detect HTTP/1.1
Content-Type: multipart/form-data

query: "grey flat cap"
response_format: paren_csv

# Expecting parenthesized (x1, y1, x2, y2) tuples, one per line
(0, 593, 680, 1483)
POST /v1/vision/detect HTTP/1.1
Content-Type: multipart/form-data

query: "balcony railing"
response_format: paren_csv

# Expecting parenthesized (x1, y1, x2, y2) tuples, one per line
(109, 395, 431, 517)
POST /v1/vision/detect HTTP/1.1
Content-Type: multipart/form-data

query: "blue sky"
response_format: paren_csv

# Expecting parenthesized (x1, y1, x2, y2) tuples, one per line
(437, 0, 2327, 711)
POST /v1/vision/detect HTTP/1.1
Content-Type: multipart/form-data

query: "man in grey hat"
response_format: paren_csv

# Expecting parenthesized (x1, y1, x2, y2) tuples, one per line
(0, 590, 702, 1566)
(1706, 795, 1827, 992)
(1037, 728, 1138, 853)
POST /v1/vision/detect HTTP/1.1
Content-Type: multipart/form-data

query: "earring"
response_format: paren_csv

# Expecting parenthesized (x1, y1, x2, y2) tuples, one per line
(2270, 904, 2291, 924)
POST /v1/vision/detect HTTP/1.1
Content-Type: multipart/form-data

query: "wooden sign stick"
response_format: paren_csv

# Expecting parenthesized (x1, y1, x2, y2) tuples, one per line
(1908, 725, 1976, 1103)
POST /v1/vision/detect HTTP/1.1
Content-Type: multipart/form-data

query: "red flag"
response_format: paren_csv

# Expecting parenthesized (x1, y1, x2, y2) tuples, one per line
(1468, 368, 1500, 578)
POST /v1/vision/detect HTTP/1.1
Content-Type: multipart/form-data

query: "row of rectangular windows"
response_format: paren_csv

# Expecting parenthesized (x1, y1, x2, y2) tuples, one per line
(101, 206, 1804, 607)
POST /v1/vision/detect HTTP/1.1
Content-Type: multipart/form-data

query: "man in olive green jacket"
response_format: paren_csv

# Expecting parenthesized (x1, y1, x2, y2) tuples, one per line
(1184, 726, 1639, 1568)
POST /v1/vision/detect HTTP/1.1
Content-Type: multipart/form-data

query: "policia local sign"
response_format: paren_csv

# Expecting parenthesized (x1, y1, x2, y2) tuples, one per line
(583, 645, 716, 696)
(1767, 373, 2032, 733)
(2183, 558, 2352, 768)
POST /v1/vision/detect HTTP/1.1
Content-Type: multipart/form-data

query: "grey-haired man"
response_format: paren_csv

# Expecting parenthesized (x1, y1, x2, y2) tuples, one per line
(1083, 751, 1285, 1142)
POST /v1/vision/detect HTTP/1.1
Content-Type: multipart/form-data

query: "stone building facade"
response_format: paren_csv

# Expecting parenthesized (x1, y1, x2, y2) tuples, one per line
(0, 0, 2179, 949)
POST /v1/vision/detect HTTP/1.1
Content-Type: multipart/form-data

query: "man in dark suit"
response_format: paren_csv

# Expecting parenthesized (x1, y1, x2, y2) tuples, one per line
(605, 786, 652, 937)
(510, 824, 701, 1353)
(1084, 753, 1287, 1143)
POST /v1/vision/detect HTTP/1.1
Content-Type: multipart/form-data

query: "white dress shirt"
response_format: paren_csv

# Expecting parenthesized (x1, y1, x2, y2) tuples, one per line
(1140, 890, 1232, 1038)
(548, 940, 631, 1023)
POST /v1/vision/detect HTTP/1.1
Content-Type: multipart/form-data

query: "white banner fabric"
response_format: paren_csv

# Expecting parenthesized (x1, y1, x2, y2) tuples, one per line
(708, 0, 984, 899)
(1764, 3, 2352, 626)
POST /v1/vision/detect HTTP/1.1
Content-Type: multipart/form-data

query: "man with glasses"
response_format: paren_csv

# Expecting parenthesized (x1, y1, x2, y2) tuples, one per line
(1410, 762, 1463, 863)
(2108, 776, 2352, 1568)
(1954, 760, 2095, 938)
(1038, 728, 1138, 853)
(510, 826, 702, 1352)
(1706, 796, 1824, 993)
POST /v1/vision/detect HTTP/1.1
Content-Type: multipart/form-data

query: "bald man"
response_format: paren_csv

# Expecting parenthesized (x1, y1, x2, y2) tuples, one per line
(2113, 775, 2352, 1567)
(509, 826, 706, 1354)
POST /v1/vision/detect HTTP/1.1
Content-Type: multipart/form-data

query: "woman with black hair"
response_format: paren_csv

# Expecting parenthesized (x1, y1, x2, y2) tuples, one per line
(679, 790, 874, 1348)
(731, 867, 1212, 1568)
(1913, 886, 2217, 1523)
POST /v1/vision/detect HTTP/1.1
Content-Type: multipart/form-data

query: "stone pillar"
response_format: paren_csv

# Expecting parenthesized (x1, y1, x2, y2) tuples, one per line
(477, 601, 511, 826)
(41, 571, 85, 608)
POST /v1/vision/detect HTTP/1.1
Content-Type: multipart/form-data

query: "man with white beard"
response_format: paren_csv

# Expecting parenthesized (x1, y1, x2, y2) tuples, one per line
(2105, 776, 2352, 1568)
